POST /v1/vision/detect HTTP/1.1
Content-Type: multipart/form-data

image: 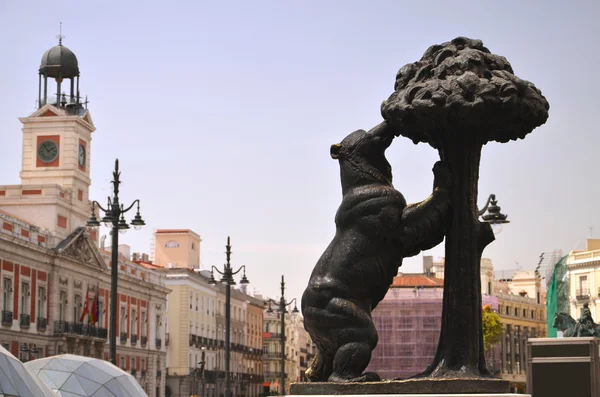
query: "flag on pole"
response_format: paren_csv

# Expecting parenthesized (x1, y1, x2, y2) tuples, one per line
(80, 287, 90, 323)
(90, 285, 99, 325)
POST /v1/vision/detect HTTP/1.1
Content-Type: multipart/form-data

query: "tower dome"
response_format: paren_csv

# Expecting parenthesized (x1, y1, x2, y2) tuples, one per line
(39, 43, 79, 79)
(37, 28, 85, 110)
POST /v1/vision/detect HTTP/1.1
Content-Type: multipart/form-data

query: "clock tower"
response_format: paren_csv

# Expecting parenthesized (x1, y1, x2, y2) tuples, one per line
(0, 35, 97, 239)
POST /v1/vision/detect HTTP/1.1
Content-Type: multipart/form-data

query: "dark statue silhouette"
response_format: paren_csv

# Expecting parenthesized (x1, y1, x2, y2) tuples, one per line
(554, 304, 600, 337)
(301, 37, 549, 385)
(301, 122, 451, 382)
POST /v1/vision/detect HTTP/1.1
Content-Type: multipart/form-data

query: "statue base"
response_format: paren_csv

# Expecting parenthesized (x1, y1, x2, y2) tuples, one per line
(290, 378, 511, 395)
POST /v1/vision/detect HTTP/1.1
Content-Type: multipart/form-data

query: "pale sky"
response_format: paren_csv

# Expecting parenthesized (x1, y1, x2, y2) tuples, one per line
(1, 1, 599, 303)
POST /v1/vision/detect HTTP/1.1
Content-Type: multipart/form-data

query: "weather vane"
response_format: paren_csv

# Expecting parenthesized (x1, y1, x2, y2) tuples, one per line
(56, 22, 65, 45)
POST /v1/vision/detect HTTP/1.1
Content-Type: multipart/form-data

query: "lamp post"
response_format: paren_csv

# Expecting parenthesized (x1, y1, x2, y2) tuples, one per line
(266, 276, 299, 396)
(478, 194, 510, 233)
(199, 347, 206, 397)
(86, 159, 145, 365)
(20, 344, 38, 363)
(207, 237, 250, 397)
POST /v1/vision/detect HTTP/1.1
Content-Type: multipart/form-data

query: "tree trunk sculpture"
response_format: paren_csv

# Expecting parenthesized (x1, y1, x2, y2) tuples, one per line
(381, 37, 550, 378)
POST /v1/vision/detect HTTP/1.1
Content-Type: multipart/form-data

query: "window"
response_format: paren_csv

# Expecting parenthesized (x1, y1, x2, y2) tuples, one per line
(196, 296, 199, 311)
(98, 300, 104, 327)
(120, 356, 125, 370)
(59, 291, 67, 321)
(21, 282, 30, 316)
(37, 286, 46, 319)
(131, 357, 135, 371)
(165, 240, 179, 248)
(120, 306, 126, 332)
(131, 309, 137, 336)
(580, 275, 588, 292)
(505, 306, 509, 315)
(73, 294, 82, 322)
(190, 294, 193, 309)
(514, 308, 518, 316)
(2, 278, 12, 311)
(523, 309, 526, 317)
(531, 310, 535, 319)
(141, 312, 147, 337)
(192, 242, 195, 250)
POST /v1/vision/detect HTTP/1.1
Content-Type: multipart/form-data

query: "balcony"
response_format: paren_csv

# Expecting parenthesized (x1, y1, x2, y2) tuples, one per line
(156, 338, 162, 349)
(19, 314, 30, 329)
(53, 321, 108, 339)
(130, 334, 137, 346)
(190, 334, 197, 346)
(263, 352, 283, 359)
(120, 332, 127, 343)
(263, 332, 282, 340)
(1, 311, 12, 326)
(141, 336, 147, 347)
(576, 289, 590, 300)
(37, 317, 47, 332)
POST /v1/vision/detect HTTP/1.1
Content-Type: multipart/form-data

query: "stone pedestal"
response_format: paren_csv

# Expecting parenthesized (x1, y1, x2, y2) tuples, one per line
(290, 378, 511, 395)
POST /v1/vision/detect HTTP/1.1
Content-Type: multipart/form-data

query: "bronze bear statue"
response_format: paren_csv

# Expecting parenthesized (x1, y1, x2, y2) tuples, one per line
(301, 122, 450, 382)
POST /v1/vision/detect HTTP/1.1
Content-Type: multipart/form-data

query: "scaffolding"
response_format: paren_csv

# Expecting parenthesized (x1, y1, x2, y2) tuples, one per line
(366, 287, 443, 380)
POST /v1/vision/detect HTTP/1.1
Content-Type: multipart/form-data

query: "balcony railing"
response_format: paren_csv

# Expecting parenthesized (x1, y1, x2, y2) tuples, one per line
(264, 332, 282, 339)
(263, 352, 283, 359)
(120, 332, 127, 343)
(53, 321, 108, 339)
(576, 289, 590, 300)
(37, 317, 47, 332)
(1, 311, 12, 326)
(19, 314, 30, 329)
(131, 334, 137, 345)
(141, 336, 147, 347)
(156, 338, 162, 349)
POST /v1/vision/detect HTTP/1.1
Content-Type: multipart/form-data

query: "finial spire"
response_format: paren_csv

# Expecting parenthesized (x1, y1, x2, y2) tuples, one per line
(56, 22, 65, 45)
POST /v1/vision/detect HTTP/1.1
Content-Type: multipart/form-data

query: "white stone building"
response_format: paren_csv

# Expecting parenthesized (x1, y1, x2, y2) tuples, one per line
(0, 37, 170, 396)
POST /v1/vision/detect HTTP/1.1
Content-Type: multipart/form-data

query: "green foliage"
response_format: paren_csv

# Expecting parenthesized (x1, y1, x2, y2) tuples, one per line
(482, 304, 503, 352)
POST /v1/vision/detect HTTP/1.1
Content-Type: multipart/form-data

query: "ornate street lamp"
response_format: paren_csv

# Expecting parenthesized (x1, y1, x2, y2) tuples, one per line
(478, 194, 510, 234)
(87, 159, 145, 365)
(265, 275, 299, 396)
(207, 237, 250, 397)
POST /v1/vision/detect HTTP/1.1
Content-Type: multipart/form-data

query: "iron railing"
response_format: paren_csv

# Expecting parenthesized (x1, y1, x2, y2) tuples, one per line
(19, 314, 30, 328)
(37, 317, 47, 332)
(1, 311, 12, 325)
(53, 321, 108, 338)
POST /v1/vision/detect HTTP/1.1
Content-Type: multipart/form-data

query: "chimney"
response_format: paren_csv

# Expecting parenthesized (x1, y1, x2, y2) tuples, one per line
(132, 253, 141, 261)
(142, 253, 150, 262)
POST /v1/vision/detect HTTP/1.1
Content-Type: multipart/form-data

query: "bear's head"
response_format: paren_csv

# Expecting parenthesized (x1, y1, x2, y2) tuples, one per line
(330, 122, 394, 190)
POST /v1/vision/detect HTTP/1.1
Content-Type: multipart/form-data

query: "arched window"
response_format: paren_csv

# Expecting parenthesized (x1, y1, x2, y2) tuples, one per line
(165, 240, 179, 248)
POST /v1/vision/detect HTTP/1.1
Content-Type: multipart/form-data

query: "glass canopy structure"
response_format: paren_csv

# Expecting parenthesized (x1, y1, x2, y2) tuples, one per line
(24, 355, 147, 397)
(0, 345, 55, 397)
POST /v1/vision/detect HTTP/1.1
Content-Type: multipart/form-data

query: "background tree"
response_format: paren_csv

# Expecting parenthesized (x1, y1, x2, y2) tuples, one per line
(381, 37, 549, 378)
(482, 304, 503, 352)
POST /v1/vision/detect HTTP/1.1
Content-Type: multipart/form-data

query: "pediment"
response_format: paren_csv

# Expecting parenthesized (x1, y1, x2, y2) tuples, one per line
(81, 110, 94, 127)
(29, 104, 62, 118)
(54, 227, 108, 270)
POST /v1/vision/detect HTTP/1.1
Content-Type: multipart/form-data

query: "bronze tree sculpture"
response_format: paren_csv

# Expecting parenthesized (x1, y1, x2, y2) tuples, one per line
(381, 37, 549, 378)
(302, 122, 451, 382)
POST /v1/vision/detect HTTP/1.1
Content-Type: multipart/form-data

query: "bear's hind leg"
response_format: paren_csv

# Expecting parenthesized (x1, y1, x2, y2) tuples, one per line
(306, 348, 333, 382)
(324, 297, 380, 382)
(328, 342, 380, 383)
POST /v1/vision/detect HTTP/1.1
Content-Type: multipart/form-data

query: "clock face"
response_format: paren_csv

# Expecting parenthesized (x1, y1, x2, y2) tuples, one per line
(37, 140, 59, 163)
(78, 144, 86, 167)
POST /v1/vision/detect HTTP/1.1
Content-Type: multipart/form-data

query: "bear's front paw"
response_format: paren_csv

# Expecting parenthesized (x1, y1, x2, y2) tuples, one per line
(433, 161, 451, 191)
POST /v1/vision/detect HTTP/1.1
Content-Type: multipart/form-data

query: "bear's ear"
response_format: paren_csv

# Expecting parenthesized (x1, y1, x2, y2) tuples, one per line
(330, 144, 342, 159)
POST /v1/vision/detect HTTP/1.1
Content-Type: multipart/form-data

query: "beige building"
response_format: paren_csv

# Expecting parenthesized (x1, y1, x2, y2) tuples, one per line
(263, 307, 313, 394)
(0, 37, 169, 397)
(149, 229, 264, 397)
(567, 239, 600, 320)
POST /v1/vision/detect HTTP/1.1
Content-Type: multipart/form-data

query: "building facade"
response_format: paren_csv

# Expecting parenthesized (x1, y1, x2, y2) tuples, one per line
(263, 307, 313, 394)
(567, 239, 600, 321)
(0, 37, 170, 396)
(151, 229, 264, 397)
